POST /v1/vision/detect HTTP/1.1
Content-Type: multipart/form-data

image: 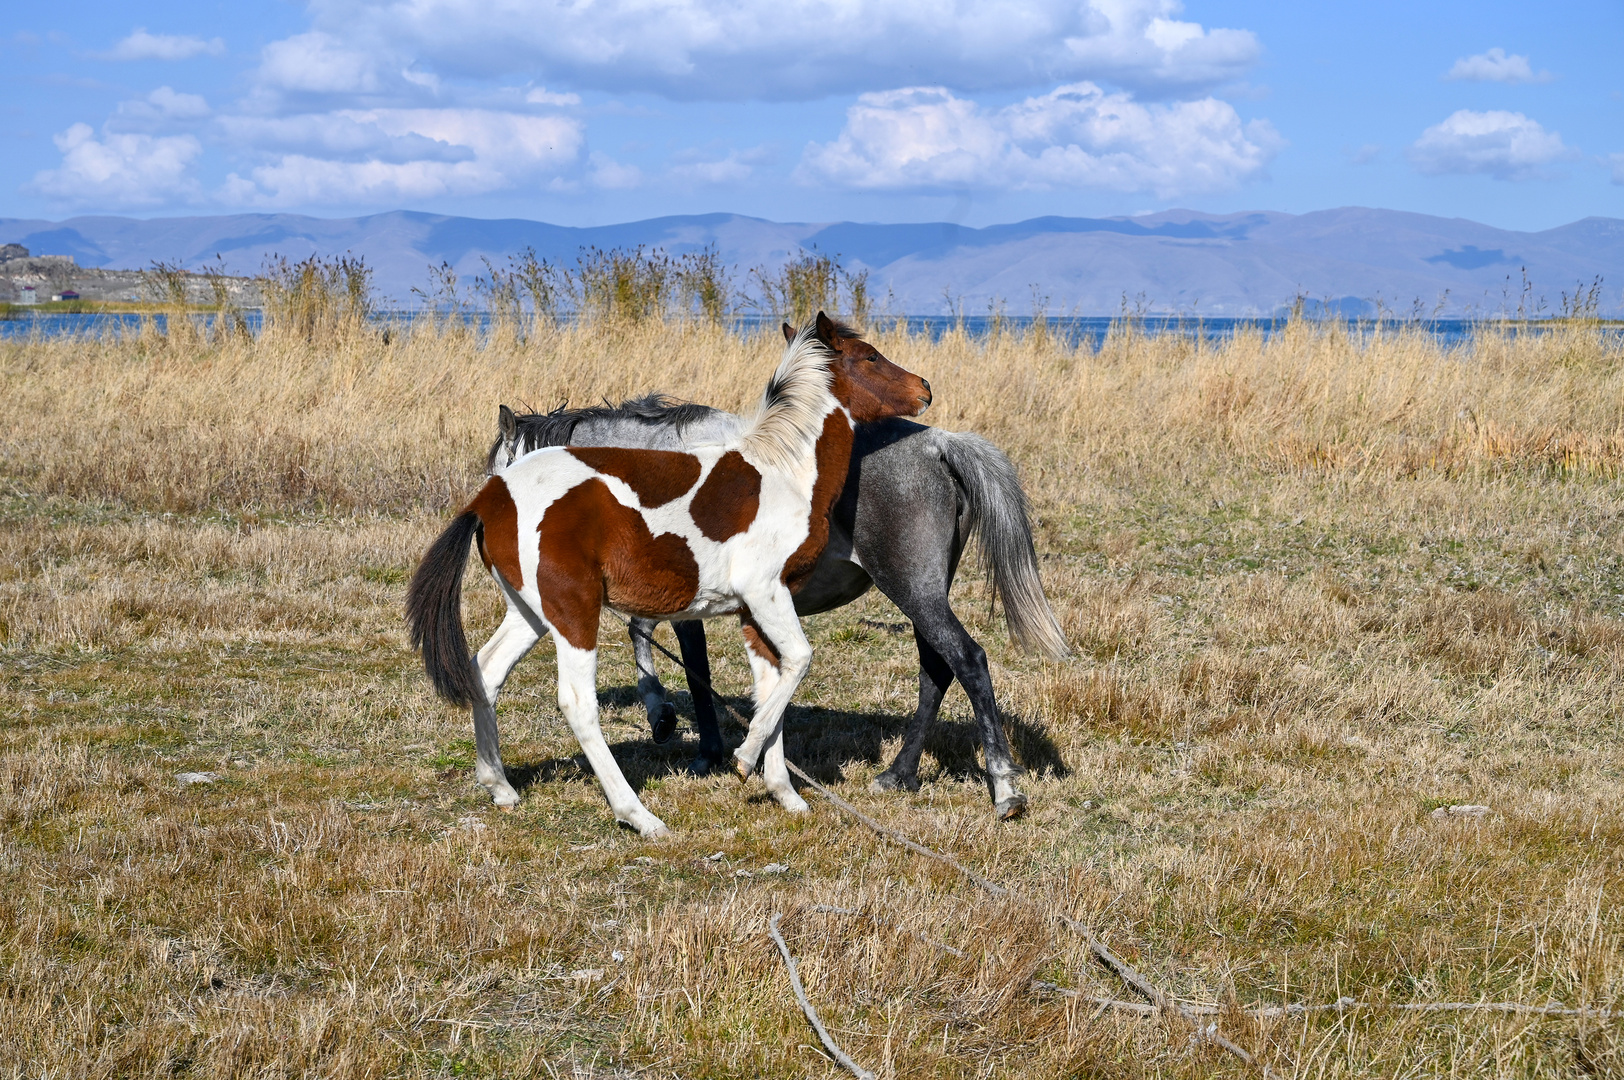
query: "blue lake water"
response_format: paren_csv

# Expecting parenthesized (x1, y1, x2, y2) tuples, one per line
(0, 310, 1602, 349)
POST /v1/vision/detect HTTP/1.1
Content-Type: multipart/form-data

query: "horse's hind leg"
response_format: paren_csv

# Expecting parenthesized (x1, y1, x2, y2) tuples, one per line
(871, 631, 952, 795)
(472, 605, 541, 808)
(630, 618, 679, 744)
(674, 620, 727, 775)
(881, 598, 1027, 820)
(554, 633, 669, 838)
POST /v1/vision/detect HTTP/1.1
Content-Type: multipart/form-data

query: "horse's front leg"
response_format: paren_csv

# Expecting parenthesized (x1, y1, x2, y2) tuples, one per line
(732, 594, 811, 812)
(471, 603, 541, 807)
(737, 609, 808, 813)
(629, 617, 679, 744)
(553, 631, 669, 838)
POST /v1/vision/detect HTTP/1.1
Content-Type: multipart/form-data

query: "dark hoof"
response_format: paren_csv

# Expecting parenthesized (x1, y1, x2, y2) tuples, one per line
(687, 753, 719, 777)
(651, 702, 679, 745)
(996, 794, 1029, 821)
(870, 769, 921, 794)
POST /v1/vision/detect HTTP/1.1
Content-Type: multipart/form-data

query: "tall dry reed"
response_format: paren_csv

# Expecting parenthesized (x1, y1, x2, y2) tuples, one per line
(1, 315, 1619, 515)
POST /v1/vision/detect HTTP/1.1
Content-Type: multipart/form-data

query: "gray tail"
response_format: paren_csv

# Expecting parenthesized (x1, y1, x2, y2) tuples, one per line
(938, 433, 1070, 661)
(405, 509, 487, 708)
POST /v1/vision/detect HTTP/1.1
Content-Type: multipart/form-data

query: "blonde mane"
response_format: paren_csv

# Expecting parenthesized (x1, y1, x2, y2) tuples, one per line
(738, 325, 836, 472)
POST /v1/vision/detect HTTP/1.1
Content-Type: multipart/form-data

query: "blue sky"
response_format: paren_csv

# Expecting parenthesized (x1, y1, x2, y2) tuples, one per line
(2, 1, 1620, 231)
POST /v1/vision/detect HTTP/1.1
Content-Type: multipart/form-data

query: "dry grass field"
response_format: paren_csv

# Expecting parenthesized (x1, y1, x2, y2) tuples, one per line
(4, 309, 1624, 1077)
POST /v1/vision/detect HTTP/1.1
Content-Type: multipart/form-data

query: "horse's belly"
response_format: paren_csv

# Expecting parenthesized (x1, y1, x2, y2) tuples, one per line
(792, 555, 873, 616)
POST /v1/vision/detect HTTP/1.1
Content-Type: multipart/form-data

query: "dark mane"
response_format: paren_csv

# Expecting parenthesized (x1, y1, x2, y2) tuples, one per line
(488, 393, 723, 469)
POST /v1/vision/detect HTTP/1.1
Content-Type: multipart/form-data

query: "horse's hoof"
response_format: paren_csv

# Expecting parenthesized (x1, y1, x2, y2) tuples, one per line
(774, 791, 810, 814)
(870, 769, 920, 794)
(486, 783, 521, 808)
(996, 793, 1029, 821)
(733, 755, 754, 781)
(651, 702, 679, 745)
(688, 754, 718, 777)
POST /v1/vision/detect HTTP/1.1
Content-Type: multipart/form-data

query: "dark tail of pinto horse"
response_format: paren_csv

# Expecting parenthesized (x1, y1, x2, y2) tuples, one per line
(406, 509, 488, 708)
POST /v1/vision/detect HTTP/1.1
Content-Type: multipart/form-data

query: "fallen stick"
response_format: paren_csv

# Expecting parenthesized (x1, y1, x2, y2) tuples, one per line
(1031, 984, 1624, 1022)
(768, 913, 876, 1080)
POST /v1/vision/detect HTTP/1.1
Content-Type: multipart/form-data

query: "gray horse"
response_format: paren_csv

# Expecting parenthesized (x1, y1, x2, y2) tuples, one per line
(489, 317, 1068, 819)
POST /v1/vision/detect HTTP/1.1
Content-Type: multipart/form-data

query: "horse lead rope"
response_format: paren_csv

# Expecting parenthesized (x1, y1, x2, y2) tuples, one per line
(608, 614, 1271, 1075)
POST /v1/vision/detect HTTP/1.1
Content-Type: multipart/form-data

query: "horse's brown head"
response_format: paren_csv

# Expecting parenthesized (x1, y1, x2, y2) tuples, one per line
(783, 311, 931, 423)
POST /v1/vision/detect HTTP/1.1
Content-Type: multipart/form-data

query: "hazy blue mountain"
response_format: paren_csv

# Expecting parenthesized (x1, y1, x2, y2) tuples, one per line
(2, 208, 1618, 316)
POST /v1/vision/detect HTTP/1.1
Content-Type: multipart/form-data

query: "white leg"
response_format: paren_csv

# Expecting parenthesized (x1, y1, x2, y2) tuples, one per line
(740, 627, 808, 813)
(554, 634, 669, 838)
(732, 590, 812, 781)
(760, 724, 808, 813)
(471, 604, 540, 807)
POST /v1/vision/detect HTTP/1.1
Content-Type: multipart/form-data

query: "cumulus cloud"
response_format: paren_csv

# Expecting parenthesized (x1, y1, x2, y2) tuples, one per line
(299, 0, 1258, 100)
(799, 83, 1280, 196)
(104, 29, 225, 61)
(111, 87, 211, 130)
(258, 31, 386, 95)
(1444, 48, 1551, 84)
(1408, 110, 1572, 181)
(28, 123, 202, 206)
(219, 108, 583, 205)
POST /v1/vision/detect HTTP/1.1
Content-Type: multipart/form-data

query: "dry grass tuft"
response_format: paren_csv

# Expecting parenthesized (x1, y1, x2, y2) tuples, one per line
(3, 314, 1624, 1076)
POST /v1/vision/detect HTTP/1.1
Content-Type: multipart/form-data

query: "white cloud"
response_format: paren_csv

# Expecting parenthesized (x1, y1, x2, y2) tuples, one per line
(668, 146, 772, 185)
(1408, 110, 1572, 181)
(1444, 48, 1550, 84)
(799, 83, 1280, 196)
(587, 153, 643, 190)
(28, 123, 202, 206)
(258, 31, 384, 94)
(111, 86, 211, 129)
(219, 108, 583, 205)
(301, 0, 1258, 100)
(104, 29, 225, 61)
(526, 87, 581, 106)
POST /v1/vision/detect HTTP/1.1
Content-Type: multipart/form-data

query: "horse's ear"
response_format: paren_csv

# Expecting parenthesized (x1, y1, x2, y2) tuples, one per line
(499, 404, 517, 442)
(781, 322, 795, 344)
(814, 310, 835, 346)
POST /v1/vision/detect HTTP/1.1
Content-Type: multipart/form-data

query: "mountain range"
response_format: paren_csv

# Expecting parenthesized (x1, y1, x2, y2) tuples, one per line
(3, 207, 1620, 317)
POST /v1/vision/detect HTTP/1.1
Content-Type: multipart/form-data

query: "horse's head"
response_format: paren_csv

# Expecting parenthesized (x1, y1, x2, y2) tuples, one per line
(783, 311, 931, 423)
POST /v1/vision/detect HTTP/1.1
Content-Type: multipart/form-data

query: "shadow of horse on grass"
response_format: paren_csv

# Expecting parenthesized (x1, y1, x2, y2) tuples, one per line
(503, 687, 1067, 800)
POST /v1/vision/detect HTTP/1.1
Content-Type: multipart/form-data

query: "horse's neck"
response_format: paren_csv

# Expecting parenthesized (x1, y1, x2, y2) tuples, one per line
(776, 406, 855, 591)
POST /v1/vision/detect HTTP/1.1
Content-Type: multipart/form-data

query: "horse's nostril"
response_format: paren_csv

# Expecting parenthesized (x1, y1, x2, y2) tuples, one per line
(921, 378, 931, 393)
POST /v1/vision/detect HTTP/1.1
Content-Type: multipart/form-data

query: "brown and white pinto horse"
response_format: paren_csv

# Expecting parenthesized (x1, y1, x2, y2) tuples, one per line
(407, 314, 931, 836)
